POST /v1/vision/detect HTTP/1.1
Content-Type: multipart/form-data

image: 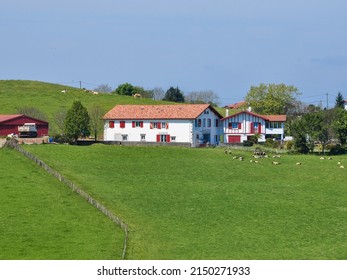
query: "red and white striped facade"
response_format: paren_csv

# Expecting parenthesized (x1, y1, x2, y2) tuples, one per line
(222, 110, 286, 143)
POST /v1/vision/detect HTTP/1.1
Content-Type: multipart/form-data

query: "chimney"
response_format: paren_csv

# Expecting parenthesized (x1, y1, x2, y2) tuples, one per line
(225, 108, 229, 117)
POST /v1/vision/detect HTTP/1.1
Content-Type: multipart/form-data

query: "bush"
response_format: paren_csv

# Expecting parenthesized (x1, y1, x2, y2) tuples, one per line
(285, 140, 294, 150)
(243, 140, 253, 147)
(328, 144, 346, 155)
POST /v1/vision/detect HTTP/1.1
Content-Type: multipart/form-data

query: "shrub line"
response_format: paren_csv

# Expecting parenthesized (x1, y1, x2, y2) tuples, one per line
(10, 141, 129, 260)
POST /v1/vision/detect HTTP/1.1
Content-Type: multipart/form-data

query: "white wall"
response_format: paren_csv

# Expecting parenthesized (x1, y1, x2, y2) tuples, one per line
(104, 119, 193, 143)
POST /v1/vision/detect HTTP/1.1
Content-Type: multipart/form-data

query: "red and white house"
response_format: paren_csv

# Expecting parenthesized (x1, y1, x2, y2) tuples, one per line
(0, 114, 49, 137)
(103, 104, 223, 146)
(222, 110, 286, 143)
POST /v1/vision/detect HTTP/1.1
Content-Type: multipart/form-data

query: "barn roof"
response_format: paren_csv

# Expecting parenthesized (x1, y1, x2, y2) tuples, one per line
(222, 110, 286, 122)
(0, 114, 48, 124)
(103, 104, 223, 120)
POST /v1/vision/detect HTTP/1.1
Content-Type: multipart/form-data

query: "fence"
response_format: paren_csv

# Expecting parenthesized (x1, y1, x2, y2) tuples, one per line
(8, 140, 129, 260)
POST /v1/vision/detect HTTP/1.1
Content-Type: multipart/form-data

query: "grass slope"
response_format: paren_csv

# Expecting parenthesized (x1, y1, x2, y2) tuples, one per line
(23, 144, 347, 260)
(0, 148, 124, 260)
(0, 80, 173, 133)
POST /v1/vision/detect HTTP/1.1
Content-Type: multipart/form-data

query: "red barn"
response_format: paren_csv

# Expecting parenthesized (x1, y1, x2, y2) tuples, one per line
(0, 114, 49, 137)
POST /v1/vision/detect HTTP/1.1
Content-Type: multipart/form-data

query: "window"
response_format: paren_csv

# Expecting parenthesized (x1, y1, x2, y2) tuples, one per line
(228, 122, 240, 129)
(204, 110, 209, 114)
(122, 134, 128, 141)
(150, 122, 161, 129)
(170, 136, 176, 141)
(132, 121, 143, 128)
(207, 119, 211, 127)
(140, 134, 146, 141)
(156, 134, 170, 142)
(215, 119, 219, 127)
(109, 121, 114, 128)
(196, 119, 202, 127)
(203, 119, 206, 127)
(120, 121, 125, 128)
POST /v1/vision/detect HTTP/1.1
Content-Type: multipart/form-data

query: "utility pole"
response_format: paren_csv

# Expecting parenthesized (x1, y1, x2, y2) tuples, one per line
(326, 93, 329, 109)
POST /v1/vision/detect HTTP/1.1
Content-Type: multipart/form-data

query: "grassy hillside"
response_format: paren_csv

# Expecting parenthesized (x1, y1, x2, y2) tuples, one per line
(0, 148, 124, 260)
(22, 144, 347, 260)
(0, 80, 173, 133)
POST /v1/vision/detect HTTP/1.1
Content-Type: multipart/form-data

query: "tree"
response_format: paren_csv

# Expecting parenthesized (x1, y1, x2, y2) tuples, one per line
(149, 87, 165, 100)
(245, 83, 301, 115)
(89, 105, 105, 141)
(16, 106, 47, 121)
(334, 109, 347, 145)
(185, 90, 220, 106)
(335, 92, 345, 109)
(64, 101, 90, 143)
(163, 87, 185, 103)
(94, 84, 112, 93)
(53, 108, 68, 135)
(113, 83, 137, 96)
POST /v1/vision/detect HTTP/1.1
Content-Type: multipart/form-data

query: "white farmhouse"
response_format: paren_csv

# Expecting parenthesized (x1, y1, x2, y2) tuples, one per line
(222, 110, 286, 143)
(103, 104, 223, 147)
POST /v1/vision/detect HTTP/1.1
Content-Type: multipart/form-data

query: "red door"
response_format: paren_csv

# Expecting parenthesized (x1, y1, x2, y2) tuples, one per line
(228, 135, 241, 143)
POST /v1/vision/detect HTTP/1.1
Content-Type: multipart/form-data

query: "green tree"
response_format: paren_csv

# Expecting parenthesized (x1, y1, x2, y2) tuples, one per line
(335, 92, 345, 109)
(245, 83, 301, 115)
(334, 109, 347, 145)
(113, 83, 137, 96)
(163, 87, 185, 103)
(64, 101, 90, 143)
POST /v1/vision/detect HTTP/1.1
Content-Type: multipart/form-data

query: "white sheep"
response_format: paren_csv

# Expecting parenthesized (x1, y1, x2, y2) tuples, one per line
(61, 89, 67, 93)
(320, 157, 325, 160)
(340, 165, 345, 169)
(272, 161, 280, 165)
(296, 162, 301, 165)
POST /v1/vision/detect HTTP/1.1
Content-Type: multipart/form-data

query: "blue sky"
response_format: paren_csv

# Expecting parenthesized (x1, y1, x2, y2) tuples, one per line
(1, 0, 347, 106)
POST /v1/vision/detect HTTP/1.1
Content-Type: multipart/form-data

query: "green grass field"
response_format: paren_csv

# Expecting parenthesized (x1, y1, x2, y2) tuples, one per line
(20, 144, 347, 260)
(0, 80, 174, 134)
(0, 148, 124, 260)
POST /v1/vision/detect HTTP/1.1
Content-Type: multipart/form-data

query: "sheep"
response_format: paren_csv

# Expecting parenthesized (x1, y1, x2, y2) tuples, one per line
(337, 162, 341, 165)
(233, 156, 238, 159)
(239, 157, 244, 161)
(340, 165, 345, 169)
(320, 157, 325, 160)
(92, 91, 99, 95)
(132, 93, 142, 98)
(272, 161, 281, 165)
(296, 162, 301, 165)
(61, 89, 67, 93)
(328, 157, 332, 160)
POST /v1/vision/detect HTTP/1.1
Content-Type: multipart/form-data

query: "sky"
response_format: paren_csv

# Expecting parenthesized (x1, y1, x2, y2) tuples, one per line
(1, 0, 347, 106)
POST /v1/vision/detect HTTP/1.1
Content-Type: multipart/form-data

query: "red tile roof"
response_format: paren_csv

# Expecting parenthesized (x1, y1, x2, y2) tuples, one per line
(225, 101, 248, 109)
(222, 110, 286, 122)
(103, 104, 223, 120)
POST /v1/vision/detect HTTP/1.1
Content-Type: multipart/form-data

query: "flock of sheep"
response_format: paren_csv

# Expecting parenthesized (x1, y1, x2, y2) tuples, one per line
(60, 89, 99, 95)
(224, 148, 344, 169)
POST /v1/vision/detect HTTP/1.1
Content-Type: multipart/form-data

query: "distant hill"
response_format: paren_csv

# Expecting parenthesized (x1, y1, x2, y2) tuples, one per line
(0, 80, 173, 134)
(0, 80, 228, 134)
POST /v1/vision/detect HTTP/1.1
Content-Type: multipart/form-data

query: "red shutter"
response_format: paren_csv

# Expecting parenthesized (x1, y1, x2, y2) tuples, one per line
(156, 135, 160, 142)
(166, 135, 170, 142)
(258, 122, 261, 133)
(165, 122, 169, 129)
(250, 122, 254, 133)
(157, 122, 161, 129)
(132, 121, 135, 128)
(150, 122, 153, 129)
(140, 121, 143, 128)
(109, 121, 114, 128)
(238, 122, 241, 129)
(120, 121, 125, 128)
